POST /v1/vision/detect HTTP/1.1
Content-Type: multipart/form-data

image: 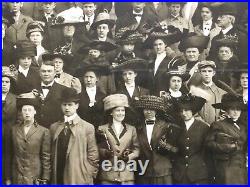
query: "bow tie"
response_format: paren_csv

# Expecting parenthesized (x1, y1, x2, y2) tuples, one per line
(42, 86, 52, 90)
(146, 120, 155, 125)
(134, 13, 142, 17)
(55, 74, 61, 78)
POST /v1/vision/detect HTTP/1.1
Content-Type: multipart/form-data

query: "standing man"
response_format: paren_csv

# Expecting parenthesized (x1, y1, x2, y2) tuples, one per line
(50, 88, 99, 184)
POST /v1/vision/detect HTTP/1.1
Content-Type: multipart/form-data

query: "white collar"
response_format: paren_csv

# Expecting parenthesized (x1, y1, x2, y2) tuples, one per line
(169, 88, 182, 98)
(41, 80, 54, 87)
(125, 82, 135, 88)
(203, 19, 213, 25)
(133, 10, 143, 15)
(64, 113, 77, 123)
(156, 52, 167, 58)
(202, 81, 213, 87)
(184, 117, 195, 130)
(221, 25, 233, 34)
(98, 37, 107, 42)
(86, 86, 96, 91)
(18, 65, 29, 77)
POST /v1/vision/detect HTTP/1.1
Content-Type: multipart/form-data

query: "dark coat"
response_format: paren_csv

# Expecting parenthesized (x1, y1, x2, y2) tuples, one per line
(10, 122, 51, 184)
(173, 119, 210, 184)
(2, 39, 15, 66)
(206, 118, 247, 184)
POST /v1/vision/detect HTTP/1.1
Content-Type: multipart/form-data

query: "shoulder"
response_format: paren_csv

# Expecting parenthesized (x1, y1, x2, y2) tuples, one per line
(21, 14, 33, 22)
(78, 118, 95, 131)
(62, 72, 73, 79)
(194, 119, 210, 129)
(98, 124, 109, 131)
(50, 121, 61, 131)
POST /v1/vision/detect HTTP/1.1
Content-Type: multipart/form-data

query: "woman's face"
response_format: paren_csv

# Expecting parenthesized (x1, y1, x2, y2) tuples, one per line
(97, 24, 109, 39)
(240, 73, 248, 89)
(18, 56, 32, 69)
(2, 77, 11, 94)
(29, 31, 43, 46)
(53, 57, 64, 73)
(227, 107, 241, 121)
(63, 25, 76, 38)
(22, 105, 36, 122)
(180, 108, 193, 121)
(169, 75, 182, 91)
(201, 7, 213, 21)
(153, 39, 166, 54)
(122, 70, 137, 85)
(218, 46, 233, 61)
(143, 109, 156, 120)
(89, 49, 101, 58)
(111, 106, 125, 122)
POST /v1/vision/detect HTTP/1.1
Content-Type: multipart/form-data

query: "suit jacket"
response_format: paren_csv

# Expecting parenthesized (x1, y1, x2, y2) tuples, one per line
(5, 14, 33, 44)
(50, 115, 99, 184)
(144, 3, 169, 22)
(11, 122, 51, 184)
(173, 119, 210, 183)
(98, 123, 140, 182)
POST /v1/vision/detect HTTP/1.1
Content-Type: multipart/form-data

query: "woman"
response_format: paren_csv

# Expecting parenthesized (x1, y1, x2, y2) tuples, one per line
(206, 93, 247, 184)
(97, 94, 140, 184)
(173, 94, 211, 184)
(10, 93, 51, 184)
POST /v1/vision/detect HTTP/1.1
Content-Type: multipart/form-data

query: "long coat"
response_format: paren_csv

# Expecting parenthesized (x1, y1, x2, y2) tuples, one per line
(50, 115, 99, 184)
(206, 118, 247, 184)
(173, 119, 210, 184)
(10, 122, 51, 184)
(97, 123, 140, 183)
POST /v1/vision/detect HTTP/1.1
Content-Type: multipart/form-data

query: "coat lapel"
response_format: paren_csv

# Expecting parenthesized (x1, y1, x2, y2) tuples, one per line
(150, 120, 166, 149)
(26, 124, 38, 140)
(108, 124, 120, 146)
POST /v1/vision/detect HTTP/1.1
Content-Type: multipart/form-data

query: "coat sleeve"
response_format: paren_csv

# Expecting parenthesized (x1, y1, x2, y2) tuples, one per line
(128, 127, 140, 160)
(41, 128, 51, 181)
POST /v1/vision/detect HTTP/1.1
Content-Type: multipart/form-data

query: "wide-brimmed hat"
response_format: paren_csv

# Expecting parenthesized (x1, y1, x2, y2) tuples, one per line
(75, 63, 110, 78)
(26, 21, 44, 37)
(51, 15, 87, 28)
(165, 70, 190, 82)
(179, 33, 209, 53)
(15, 40, 37, 58)
(143, 25, 182, 48)
(91, 12, 115, 30)
(103, 94, 129, 111)
(17, 92, 40, 110)
(176, 94, 206, 114)
(198, 60, 216, 70)
(116, 28, 144, 45)
(60, 88, 80, 103)
(111, 58, 147, 73)
(217, 3, 237, 17)
(215, 35, 238, 52)
(212, 93, 247, 111)
(78, 40, 117, 55)
(233, 63, 248, 80)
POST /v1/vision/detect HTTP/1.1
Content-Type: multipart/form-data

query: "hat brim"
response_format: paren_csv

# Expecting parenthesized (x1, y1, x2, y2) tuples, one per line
(212, 102, 247, 111)
(17, 98, 40, 110)
(91, 19, 115, 30)
(165, 72, 190, 82)
(75, 64, 110, 77)
(51, 21, 88, 28)
(111, 59, 147, 73)
(78, 40, 117, 54)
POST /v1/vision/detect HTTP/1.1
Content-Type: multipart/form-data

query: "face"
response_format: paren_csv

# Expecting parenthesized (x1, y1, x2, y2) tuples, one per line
(61, 102, 79, 117)
(53, 57, 64, 73)
(111, 106, 126, 122)
(89, 49, 101, 58)
(18, 56, 32, 69)
(169, 76, 182, 91)
(180, 108, 193, 121)
(143, 109, 156, 120)
(227, 107, 241, 121)
(29, 31, 43, 46)
(132, 3, 145, 12)
(82, 3, 96, 17)
(8, 2, 23, 13)
(42, 3, 56, 14)
(40, 64, 56, 84)
(200, 66, 215, 84)
(185, 48, 200, 62)
(2, 23, 6, 39)
(22, 105, 36, 121)
(201, 7, 213, 21)
(170, 4, 181, 16)
(97, 24, 109, 39)
(122, 44, 135, 53)
(63, 25, 76, 38)
(240, 73, 248, 89)
(84, 71, 98, 88)
(153, 39, 166, 54)
(122, 70, 137, 85)
(217, 15, 232, 28)
(218, 46, 233, 61)
(2, 77, 11, 94)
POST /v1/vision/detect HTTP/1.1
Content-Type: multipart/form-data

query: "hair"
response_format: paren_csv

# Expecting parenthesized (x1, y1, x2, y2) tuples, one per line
(227, 15, 235, 25)
(40, 60, 55, 67)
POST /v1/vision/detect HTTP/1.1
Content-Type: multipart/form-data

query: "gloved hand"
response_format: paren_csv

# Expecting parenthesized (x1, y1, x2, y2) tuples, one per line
(104, 149, 114, 159)
(158, 139, 178, 153)
(118, 154, 129, 162)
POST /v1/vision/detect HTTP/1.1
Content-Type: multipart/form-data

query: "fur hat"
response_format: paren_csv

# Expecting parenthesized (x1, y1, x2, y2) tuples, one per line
(103, 94, 129, 111)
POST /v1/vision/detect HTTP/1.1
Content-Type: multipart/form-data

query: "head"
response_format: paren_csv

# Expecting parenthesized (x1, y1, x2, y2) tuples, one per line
(185, 47, 200, 62)
(53, 57, 64, 74)
(61, 101, 79, 117)
(122, 69, 137, 85)
(21, 105, 36, 122)
(169, 75, 182, 92)
(89, 49, 101, 58)
(7, 2, 23, 13)
(131, 3, 145, 13)
(169, 3, 182, 17)
(179, 107, 193, 121)
(226, 106, 241, 121)
(2, 76, 11, 94)
(41, 2, 56, 14)
(240, 72, 248, 89)
(84, 71, 99, 88)
(110, 106, 126, 123)
(63, 25, 76, 38)
(40, 61, 56, 84)
(218, 46, 233, 61)
(97, 23, 109, 39)
(201, 6, 213, 21)
(200, 66, 216, 84)
(122, 43, 135, 53)
(28, 31, 43, 46)
(153, 39, 167, 54)
(82, 3, 96, 17)
(143, 109, 157, 120)
(18, 56, 33, 70)
(217, 14, 235, 29)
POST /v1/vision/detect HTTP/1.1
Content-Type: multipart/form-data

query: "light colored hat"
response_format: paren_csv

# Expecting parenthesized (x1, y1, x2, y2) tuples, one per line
(198, 60, 216, 70)
(103, 94, 129, 111)
(26, 21, 44, 37)
(91, 12, 115, 30)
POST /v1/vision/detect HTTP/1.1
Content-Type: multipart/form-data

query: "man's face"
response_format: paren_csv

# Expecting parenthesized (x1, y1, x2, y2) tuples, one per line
(200, 66, 215, 84)
(240, 73, 248, 89)
(89, 49, 101, 58)
(63, 25, 76, 38)
(170, 4, 181, 17)
(185, 48, 200, 62)
(169, 76, 182, 92)
(29, 31, 43, 46)
(122, 70, 137, 85)
(84, 71, 98, 88)
(82, 3, 96, 17)
(22, 105, 36, 121)
(227, 107, 241, 121)
(18, 56, 32, 70)
(217, 15, 232, 28)
(8, 2, 23, 13)
(180, 108, 193, 121)
(40, 64, 56, 84)
(97, 24, 109, 39)
(132, 3, 145, 12)
(53, 57, 64, 73)
(201, 7, 213, 21)
(143, 109, 156, 120)
(42, 3, 56, 14)
(61, 102, 79, 117)
(218, 46, 233, 61)
(122, 44, 135, 53)
(153, 39, 166, 54)
(2, 77, 11, 94)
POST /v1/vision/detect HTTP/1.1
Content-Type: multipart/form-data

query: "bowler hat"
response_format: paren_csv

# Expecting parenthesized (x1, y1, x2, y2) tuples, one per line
(60, 88, 80, 103)
(103, 94, 129, 111)
(15, 40, 37, 58)
(75, 63, 110, 78)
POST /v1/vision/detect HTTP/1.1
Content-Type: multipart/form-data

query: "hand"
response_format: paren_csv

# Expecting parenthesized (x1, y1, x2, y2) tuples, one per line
(118, 154, 129, 162)
(123, 149, 132, 157)
(71, 77, 82, 94)
(104, 149, 114, 159)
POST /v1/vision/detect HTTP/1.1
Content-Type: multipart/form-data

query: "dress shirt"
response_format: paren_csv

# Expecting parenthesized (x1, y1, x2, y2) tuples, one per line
(202, 81, 213, 88)
(133, 10, 143, 24)
(125, 83, 135, 97)
(154, 52, 166, 75)
(41, 81, 54, 98)
(145, 117, 156, 147)
(24, 124, 32, 135)
(98, 37, 107, 42)
(203, 19, 213, 36)
(184, 117, 195, 131)
(113, 119, 123, 138)
(86, 86, 96, 107)
(18, 66, 29, 77)
(84, 14, 95, 26)
(36, 45, 46, 62)
(64, 113, 77, 123)
(169, 88, 182, 98)
(2, 94, 7, 101)
(221, 25, 233, 35)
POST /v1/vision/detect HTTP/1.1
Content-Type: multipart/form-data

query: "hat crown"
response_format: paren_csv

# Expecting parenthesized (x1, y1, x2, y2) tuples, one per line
(26, 21, 44, 34)
(95, 12, 112, 23)
(60, 88, 80, 102)
(198, 60, 216, 69)
(103, 94, 129, 111)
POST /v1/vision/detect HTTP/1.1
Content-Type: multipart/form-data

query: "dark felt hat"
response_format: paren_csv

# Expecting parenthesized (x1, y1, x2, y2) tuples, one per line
(17, 92, 40, 110)
(75, 63, 110, 78)
(116, 28, 144, 44)
(15, 40, 37, 58)
(217, 3, 237, 17)
(60, 88, 80, 103)
(233, 63, 248, 80)
(111, 58, 147, 73)
(165, 70, 190, 82)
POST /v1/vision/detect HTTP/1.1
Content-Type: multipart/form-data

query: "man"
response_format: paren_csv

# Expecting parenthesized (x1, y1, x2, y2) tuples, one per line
(50, 88, 99, 184)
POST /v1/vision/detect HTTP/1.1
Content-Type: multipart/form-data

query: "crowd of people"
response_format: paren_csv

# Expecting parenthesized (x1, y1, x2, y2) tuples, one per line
(2, 2, 248, 185)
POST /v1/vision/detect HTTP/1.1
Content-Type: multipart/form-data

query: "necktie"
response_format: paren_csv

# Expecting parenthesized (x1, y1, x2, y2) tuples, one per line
(42, 86, 52, 89)
(146, 120, 155, 125)
(64, 122, 72, 135)
(86, 17, 91, 31)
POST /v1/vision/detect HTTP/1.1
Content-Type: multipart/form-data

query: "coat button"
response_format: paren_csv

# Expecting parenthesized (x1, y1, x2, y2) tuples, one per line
(187, 137, 190, 140)
(186, 146, 189, 150)
(185, 164, 188, 167)
(185, 155, 189, 159)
